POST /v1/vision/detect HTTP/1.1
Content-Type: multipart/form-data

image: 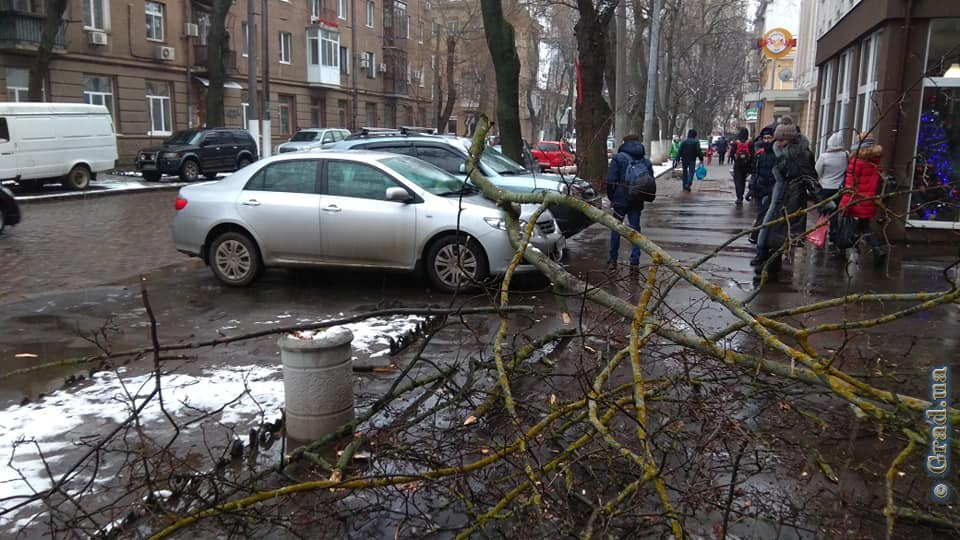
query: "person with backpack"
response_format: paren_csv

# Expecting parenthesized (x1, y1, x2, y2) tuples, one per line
(838, 134, 887, 265)
(752, 123, 818, 285)
(669, 136, 681, 168)
(606, 134, 655, 268)
(731, 127, 753, 204)
(715, 136, 729, 165)
(677, 129, 703, 192)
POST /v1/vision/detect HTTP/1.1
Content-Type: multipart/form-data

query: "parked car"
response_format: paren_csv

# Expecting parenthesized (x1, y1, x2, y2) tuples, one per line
(136, 128, 258, 182)
(171, 151, 565, 292)
(330, 130, 600, 237)
(0, 103, 118, 190)
(0, 182, 21, 234)
(531, 140, 575, 172)
(276, 128, 350, 153)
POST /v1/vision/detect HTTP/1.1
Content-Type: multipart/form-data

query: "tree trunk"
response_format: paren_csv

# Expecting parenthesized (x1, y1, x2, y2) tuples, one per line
(573, 0, 615, 190)
(206, 0, 232, 127)
(480, 0, 522, 164)
(437, 36, 457, 133)
(28, 0, 67, 102)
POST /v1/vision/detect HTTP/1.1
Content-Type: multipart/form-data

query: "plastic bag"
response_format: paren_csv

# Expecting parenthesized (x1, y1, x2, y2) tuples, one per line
(806, 215, 828, 249)
(695, 164, 707, 180)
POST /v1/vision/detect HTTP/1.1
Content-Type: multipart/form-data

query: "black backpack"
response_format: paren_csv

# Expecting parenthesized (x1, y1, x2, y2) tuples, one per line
(624, 159, 656, 204)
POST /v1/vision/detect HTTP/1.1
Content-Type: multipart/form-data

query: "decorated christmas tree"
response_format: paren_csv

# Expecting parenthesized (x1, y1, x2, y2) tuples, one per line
(911, 100, 958, 222)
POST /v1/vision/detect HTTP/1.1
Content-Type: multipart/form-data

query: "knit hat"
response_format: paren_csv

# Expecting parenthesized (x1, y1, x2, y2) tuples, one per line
(773, 123, 799, 142)
(826, 131, 846, 151)
(760, 126, 775, 138)
(779, 115, 795, 126)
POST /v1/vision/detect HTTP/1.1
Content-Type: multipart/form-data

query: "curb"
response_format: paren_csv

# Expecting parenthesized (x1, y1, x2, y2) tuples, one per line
(13, 181, 185, 204)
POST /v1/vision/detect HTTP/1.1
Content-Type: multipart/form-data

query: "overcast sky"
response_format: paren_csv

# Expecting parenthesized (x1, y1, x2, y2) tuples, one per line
(762, 0, 802, 33)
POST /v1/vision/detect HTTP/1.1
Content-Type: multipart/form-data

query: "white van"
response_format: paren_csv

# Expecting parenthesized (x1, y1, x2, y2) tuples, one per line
(0, 103, 118, 190)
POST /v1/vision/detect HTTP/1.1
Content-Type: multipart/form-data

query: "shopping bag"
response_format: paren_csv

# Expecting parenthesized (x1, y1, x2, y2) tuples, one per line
(695, 164, 707, 180)
(834, 216, 859, 249)
(806, 215, 828, 249)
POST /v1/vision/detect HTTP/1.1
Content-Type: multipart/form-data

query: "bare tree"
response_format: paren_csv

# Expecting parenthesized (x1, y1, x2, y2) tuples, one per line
(481, 0, 523, 163)
(27, 0, 67, 102)
(205, 0, 232, 127)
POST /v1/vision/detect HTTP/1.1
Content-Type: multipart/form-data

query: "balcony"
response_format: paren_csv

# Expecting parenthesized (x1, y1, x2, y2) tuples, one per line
(193, 44, 238, 73)
(0, 10, 66, 52)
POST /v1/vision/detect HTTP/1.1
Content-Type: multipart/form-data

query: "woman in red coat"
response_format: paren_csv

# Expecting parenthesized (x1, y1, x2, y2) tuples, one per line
(839, 136, 886, 263)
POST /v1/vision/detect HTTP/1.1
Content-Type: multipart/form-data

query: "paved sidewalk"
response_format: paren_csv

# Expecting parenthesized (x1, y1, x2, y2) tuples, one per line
(8, 173, 187, 203)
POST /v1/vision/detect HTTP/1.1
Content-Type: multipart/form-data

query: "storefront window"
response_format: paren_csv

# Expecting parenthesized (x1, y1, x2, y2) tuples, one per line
(925, 19, 960, 77)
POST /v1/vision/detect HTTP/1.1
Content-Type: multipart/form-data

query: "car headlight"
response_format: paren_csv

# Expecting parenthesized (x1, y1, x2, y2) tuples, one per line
(484, 217, 527, 230)
(160, 152, 179, 159)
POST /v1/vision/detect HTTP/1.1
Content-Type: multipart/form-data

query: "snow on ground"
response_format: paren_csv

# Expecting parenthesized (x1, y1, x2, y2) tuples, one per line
(0, 315, 425, 525)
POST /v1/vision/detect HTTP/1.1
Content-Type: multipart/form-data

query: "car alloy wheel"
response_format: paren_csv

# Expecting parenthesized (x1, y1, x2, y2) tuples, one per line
(426, 235, 488, 292)
(180, 160, 200, 182)
(210, 232, 261, 286)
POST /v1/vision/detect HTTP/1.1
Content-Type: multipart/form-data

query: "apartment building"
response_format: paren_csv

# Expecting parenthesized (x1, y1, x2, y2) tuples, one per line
(814, 0, 960, 236)
(0, 0, 437, 162)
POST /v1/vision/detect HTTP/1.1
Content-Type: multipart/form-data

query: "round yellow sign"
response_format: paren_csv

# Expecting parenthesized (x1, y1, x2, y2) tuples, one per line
(761, 28, 796, 60)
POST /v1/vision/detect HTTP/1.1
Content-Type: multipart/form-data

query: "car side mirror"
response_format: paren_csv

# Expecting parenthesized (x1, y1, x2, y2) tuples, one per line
(386, 187, 413, 203)
(459, 163, 467, 173)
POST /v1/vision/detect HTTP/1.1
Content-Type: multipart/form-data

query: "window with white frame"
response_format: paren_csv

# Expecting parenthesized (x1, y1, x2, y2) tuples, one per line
(145, 2, 164, 41)
(854, 32, 880, 137)
(5, 68, 29, 102)
(241, 101, 250, 129)
(338, 0, 347, 20)
(907, 18, 960, 229)
(397, 1, 408, 39)
(310, 0, 320, 17)
(280, 31, 292, 63)
(83, 0, 107, 30)
(817, 60, 835, 155)
(196, 11, 210, 46)
(832, 51, 852, 139)
(145, 81, 172, 136)
(365, 51, 376, 79)
(241, 22, 249, 56)
(418, 20, 424, 44)
(83, 75, 114, 116)
(366, 1, 374, 28)
(321, 30, 339, 68)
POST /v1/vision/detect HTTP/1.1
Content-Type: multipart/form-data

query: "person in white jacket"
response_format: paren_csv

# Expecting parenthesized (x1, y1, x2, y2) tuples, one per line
(815, 131, 849, 244)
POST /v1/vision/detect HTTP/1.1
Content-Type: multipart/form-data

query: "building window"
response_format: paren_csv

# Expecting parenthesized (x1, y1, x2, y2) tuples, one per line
(366, 1, 374, 28)
(364, 102, 377, 127)
(310, 105, 320, 128)
(145, 81, 172, 136)
(339, 46, 350, 74)
(338, 99, 348, 129)
(310, 0, 320, 17)
(365, 51, 376, 79)
(854, 32, 880, 137)
(907, 19, 960, 229)
(418, 20, 424, 44)
(196, 11, 210, 46)
(338, 0, 347, 20)
(82, 0, 107, 30)
(241, 101, 250, 129)
(832, 51, 852, 138)
(817, 60, 835, 155)
(448, 19, 458, 36)
(396, 1, 408, 39)
(83, 75, 114, 116)
(11, 0, 44, 14)
(241, 22, 249, 57)
(321, 29, 339, 68)
(5, 68, 29, 102)
(279, 32, 292, 64)
(145, 1, 165, 42)
(278, 95, 294, 135)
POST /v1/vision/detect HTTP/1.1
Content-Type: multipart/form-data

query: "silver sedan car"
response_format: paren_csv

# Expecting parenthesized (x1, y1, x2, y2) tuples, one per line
(171, 150, 565, 292)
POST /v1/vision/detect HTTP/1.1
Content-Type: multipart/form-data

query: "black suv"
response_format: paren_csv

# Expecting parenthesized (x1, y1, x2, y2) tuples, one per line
(330, 129, 600, 237)
(136, 128, 258, 182)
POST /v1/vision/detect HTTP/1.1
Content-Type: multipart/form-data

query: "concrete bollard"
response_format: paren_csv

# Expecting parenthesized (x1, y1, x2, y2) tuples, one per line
(279, 327, 355, 443)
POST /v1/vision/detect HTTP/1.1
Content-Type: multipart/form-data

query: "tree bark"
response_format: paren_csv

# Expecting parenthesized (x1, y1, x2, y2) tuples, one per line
(206, 0, 232, 127)
(573, 0, 615, 190)
(28, 0, 68, 102)
(480, 0, 522, 164)
(437, 36, 458, 133)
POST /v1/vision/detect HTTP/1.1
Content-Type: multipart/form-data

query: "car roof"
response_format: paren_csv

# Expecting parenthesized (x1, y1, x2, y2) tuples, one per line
(265, 148, 407, 162)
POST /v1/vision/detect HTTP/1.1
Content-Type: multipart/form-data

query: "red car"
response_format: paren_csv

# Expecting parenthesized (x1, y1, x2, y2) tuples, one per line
(532, 140, 575, 171)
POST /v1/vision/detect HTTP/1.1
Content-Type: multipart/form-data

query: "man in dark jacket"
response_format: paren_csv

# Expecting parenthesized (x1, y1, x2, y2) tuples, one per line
(715, 136, 729, 165)
(730, 127, 753, 204)
(605, 135, 653, 268)
(747, 127, 776, 243)
(677, 129, 703, 192)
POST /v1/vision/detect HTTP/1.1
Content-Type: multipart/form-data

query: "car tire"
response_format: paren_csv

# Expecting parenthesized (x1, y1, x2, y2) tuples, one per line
(63, 165, 91, 190)
(142, 171, 162, 182)
(179, 159, 200, 182)
(204, 172, 219, 180)
(237, 156, 252, 169)
(0, 207, 6, 235)
(209, 232, 262, 287)
(425, 234, 489, 293)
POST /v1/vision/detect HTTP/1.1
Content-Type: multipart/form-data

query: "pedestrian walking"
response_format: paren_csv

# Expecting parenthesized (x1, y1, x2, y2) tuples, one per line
(669, 136, 681, 168)
(814, 131, 849, 244)
(715, 136, 729, 165)
(752, 122, 817, 285)
(677, 129, 703, 192)
(605, 134, 654, 268)
(747, 127, 776, 244)
(731, 127, 753, 204)
(839, 134, 887, 266)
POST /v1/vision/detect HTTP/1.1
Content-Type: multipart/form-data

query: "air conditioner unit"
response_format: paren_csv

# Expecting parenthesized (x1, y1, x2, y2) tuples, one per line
(310, 15, 320, 24)
(157, 46, 176, 61)
(88, 31, 108, 46)
(378, 63, 387, 73)
(359, 57, 371, 69)
(184, 23, 199, 37)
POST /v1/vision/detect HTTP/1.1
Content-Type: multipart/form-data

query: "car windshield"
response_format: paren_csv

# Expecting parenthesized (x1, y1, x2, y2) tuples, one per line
(380, 156, 473, 195)
(164, 130, 203, 145)
(289, 131, 319, 142)
(462, 141, 527, 175)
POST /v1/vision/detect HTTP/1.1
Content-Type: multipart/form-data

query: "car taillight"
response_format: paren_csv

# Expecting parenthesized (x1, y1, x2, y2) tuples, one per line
(175, 197, 188, 211)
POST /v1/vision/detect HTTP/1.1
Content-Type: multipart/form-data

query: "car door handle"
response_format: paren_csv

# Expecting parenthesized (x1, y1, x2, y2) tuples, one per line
(242, 199, 260, 206)
(323, 205, 342, 212)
